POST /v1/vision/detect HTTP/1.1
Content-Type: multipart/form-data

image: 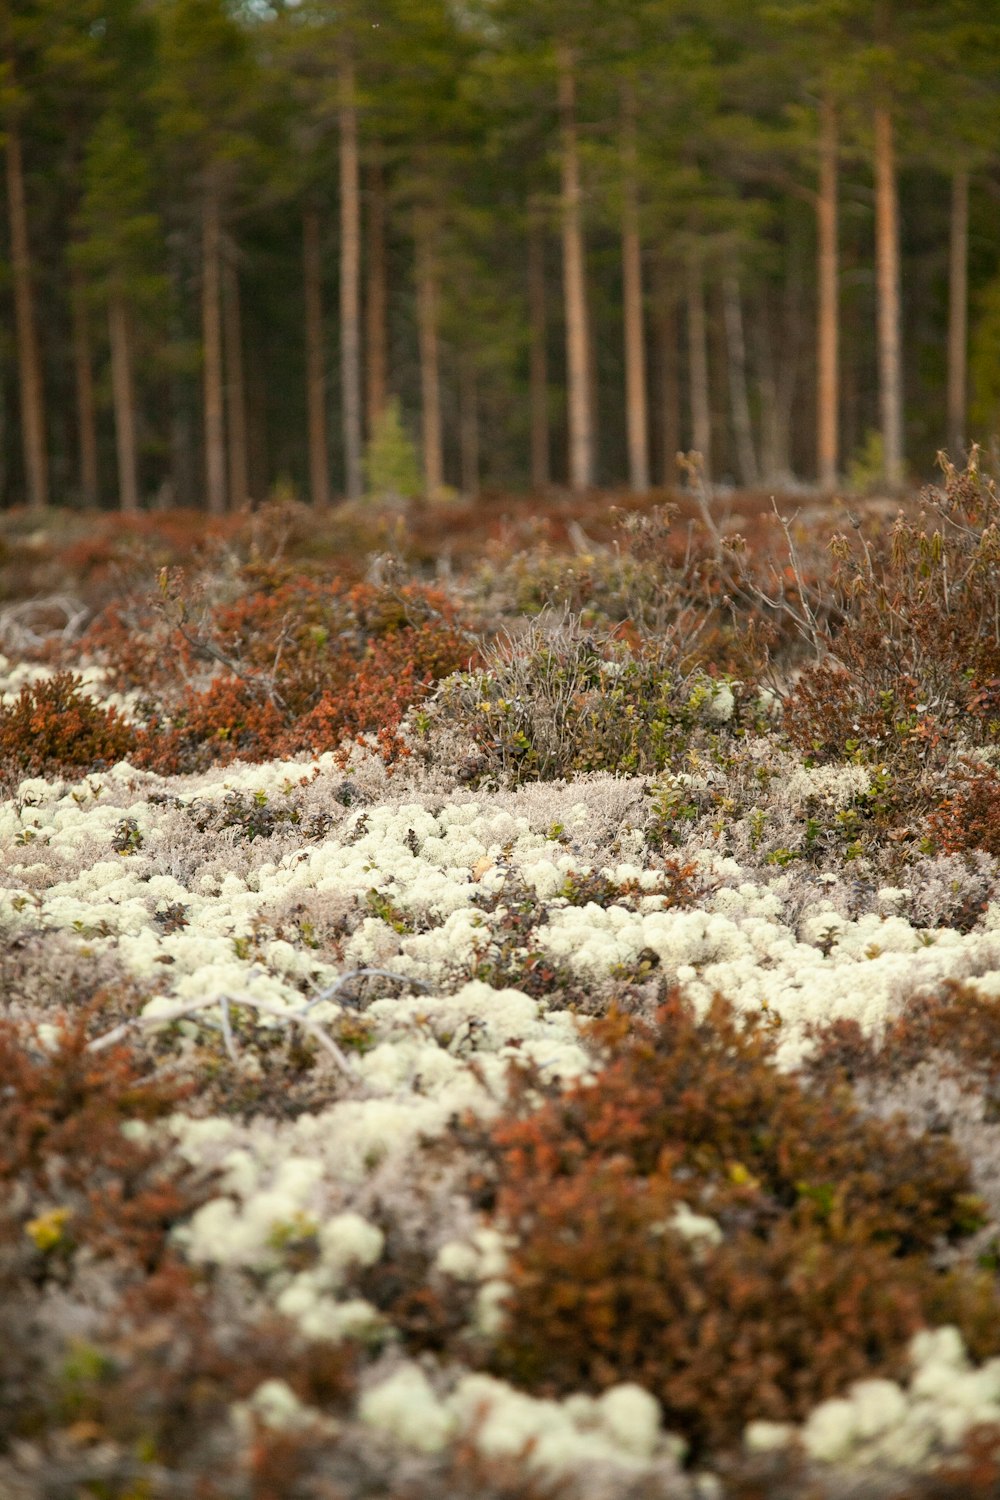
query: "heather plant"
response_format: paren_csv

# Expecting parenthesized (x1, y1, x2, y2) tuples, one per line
(481, 992, 995, 1456)
(927, 760, 1000, 859)
(104, 569, 479, 773)
(0, 1012, 204, 1443)
(0, 670, 137, 784)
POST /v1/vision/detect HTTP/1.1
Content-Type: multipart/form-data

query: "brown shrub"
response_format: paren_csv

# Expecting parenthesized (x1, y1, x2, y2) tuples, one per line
(482, 992, 994, 1456)
(806, 983, 1000, 1095)
(0, 1013, 203, 1442)
(0, 671, 137, 779)
(928, 763, 1000, 859)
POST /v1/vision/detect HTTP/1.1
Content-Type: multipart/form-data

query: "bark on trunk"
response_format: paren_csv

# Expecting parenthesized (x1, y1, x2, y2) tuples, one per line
(654, 258, 681, 487)
(459, 354, 479, 499)
(557, 44, 593, 491)
(339, 58, 363, 500)
(246, 325, 269, 503)
(527, 208, 550, 489)
(223, 252, 248, 508)
(108, 281, 139, 513)
(303, 207, 330, 508)
(168, 242, 196, 509)
(947, 165, 969, 459)
(5, 120, 48, 509)
(201, 176, 227, 515)
(414, 209, 443, 496)
(816, 93, 839, 489)
(874, 103, 904, 489)
(686, 259, 711, 482)
(723, 273, 758, 486)
(620, 81, 649, 493)
(365, 159, 388, 436)
(70, 261, 99, 506)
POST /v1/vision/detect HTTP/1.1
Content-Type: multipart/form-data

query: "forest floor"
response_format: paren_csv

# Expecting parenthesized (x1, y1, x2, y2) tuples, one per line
(4, 475, 1000, 1499)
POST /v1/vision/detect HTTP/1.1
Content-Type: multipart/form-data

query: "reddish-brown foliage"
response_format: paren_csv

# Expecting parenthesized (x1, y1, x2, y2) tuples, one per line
(84, 571, 476, 773)
(135, 676, 288, 774)
(928, 763, 1000, 859)
(482, 992, 994, 1455)
(0, 671, 137, 778)
(0, 1012, 197, 1269)
(806, 983, 1000, 1094)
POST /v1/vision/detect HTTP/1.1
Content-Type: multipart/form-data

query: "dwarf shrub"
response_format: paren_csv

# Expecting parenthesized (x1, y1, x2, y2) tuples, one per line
(483, 992, 995, 1455)
(785, 458, 1000, 773)
(422, 612, 746, 786)
(0, 671, 136, 778)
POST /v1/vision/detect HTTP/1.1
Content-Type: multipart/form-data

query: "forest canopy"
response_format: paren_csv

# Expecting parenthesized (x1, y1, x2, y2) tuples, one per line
(2, 0, 999, 511)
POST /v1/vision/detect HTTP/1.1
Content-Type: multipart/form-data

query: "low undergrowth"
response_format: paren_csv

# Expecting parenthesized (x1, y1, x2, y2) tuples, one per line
(7, 461, 1000, 1496)
(481, 993, 996, 1459)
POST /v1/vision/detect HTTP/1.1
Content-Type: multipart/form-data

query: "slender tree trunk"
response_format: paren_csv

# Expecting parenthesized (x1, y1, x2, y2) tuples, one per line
(168, 239, 196, 508)
(686, 259, 711, 482)
(654, 257, 680, 487)
(107, 281, 139, 514)
(70, 261, 99, 506)
(757, 307, 781, 484)
(459, 353, 479, 498)
(246, 322, 269, 501)
(948, 165, 969, 458)
(223, 252, 248, 508)
(723, 273, 758, 486)
(557, 43, 593, 491)
(873, 103, 904, 489)
(527, 208, 550, 489)
(201, 175, 227, 514)
(302, 207, 330, 508)
(365, 159, 388, 436)
(339, 57, 363, 500)
(620, 81, 649, 493)
(816, 93, 839, 489)
(5, 120, 48, 509)
(414, 208, 443, 496)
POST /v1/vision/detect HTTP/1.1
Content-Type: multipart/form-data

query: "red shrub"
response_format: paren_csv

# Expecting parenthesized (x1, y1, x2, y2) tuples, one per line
(0, 671, 137, 778)
(928, 762, 1000, 859)
(482, 993, 995, 1455)
(0, 1011, 197, 1269)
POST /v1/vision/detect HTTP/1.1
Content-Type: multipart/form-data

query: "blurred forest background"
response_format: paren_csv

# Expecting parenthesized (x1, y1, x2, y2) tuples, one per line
(2, 0, 1000, 513)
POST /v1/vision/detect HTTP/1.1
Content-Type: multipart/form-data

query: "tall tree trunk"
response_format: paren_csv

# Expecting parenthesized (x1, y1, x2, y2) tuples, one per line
(654, 257, 680, 487)
(168, 240, 196, 509)
(5, 120, 48, 509)
(414, 208, 443, 496)
(620, 80, 649, 493)
(686, 259, 711, 482)
(948, 165, 969, 458)
(557, 43, 593, 491)
(246, 320, 269, 502)
(223, 251, 248, 508)
(107, 281, 139, 514)
(201, 174, 227, 515)
(70, 261, 99, 506)
(723, 273, 758, 486)
(816, 93, 839, 489)
(873, 103, 904, 489)
(303, 208, 330, 507)
(365, 158, 388, 436)
(339, 57, 363, 500)
(459, 353, 479, 498)
(527, 207, 550, 489)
